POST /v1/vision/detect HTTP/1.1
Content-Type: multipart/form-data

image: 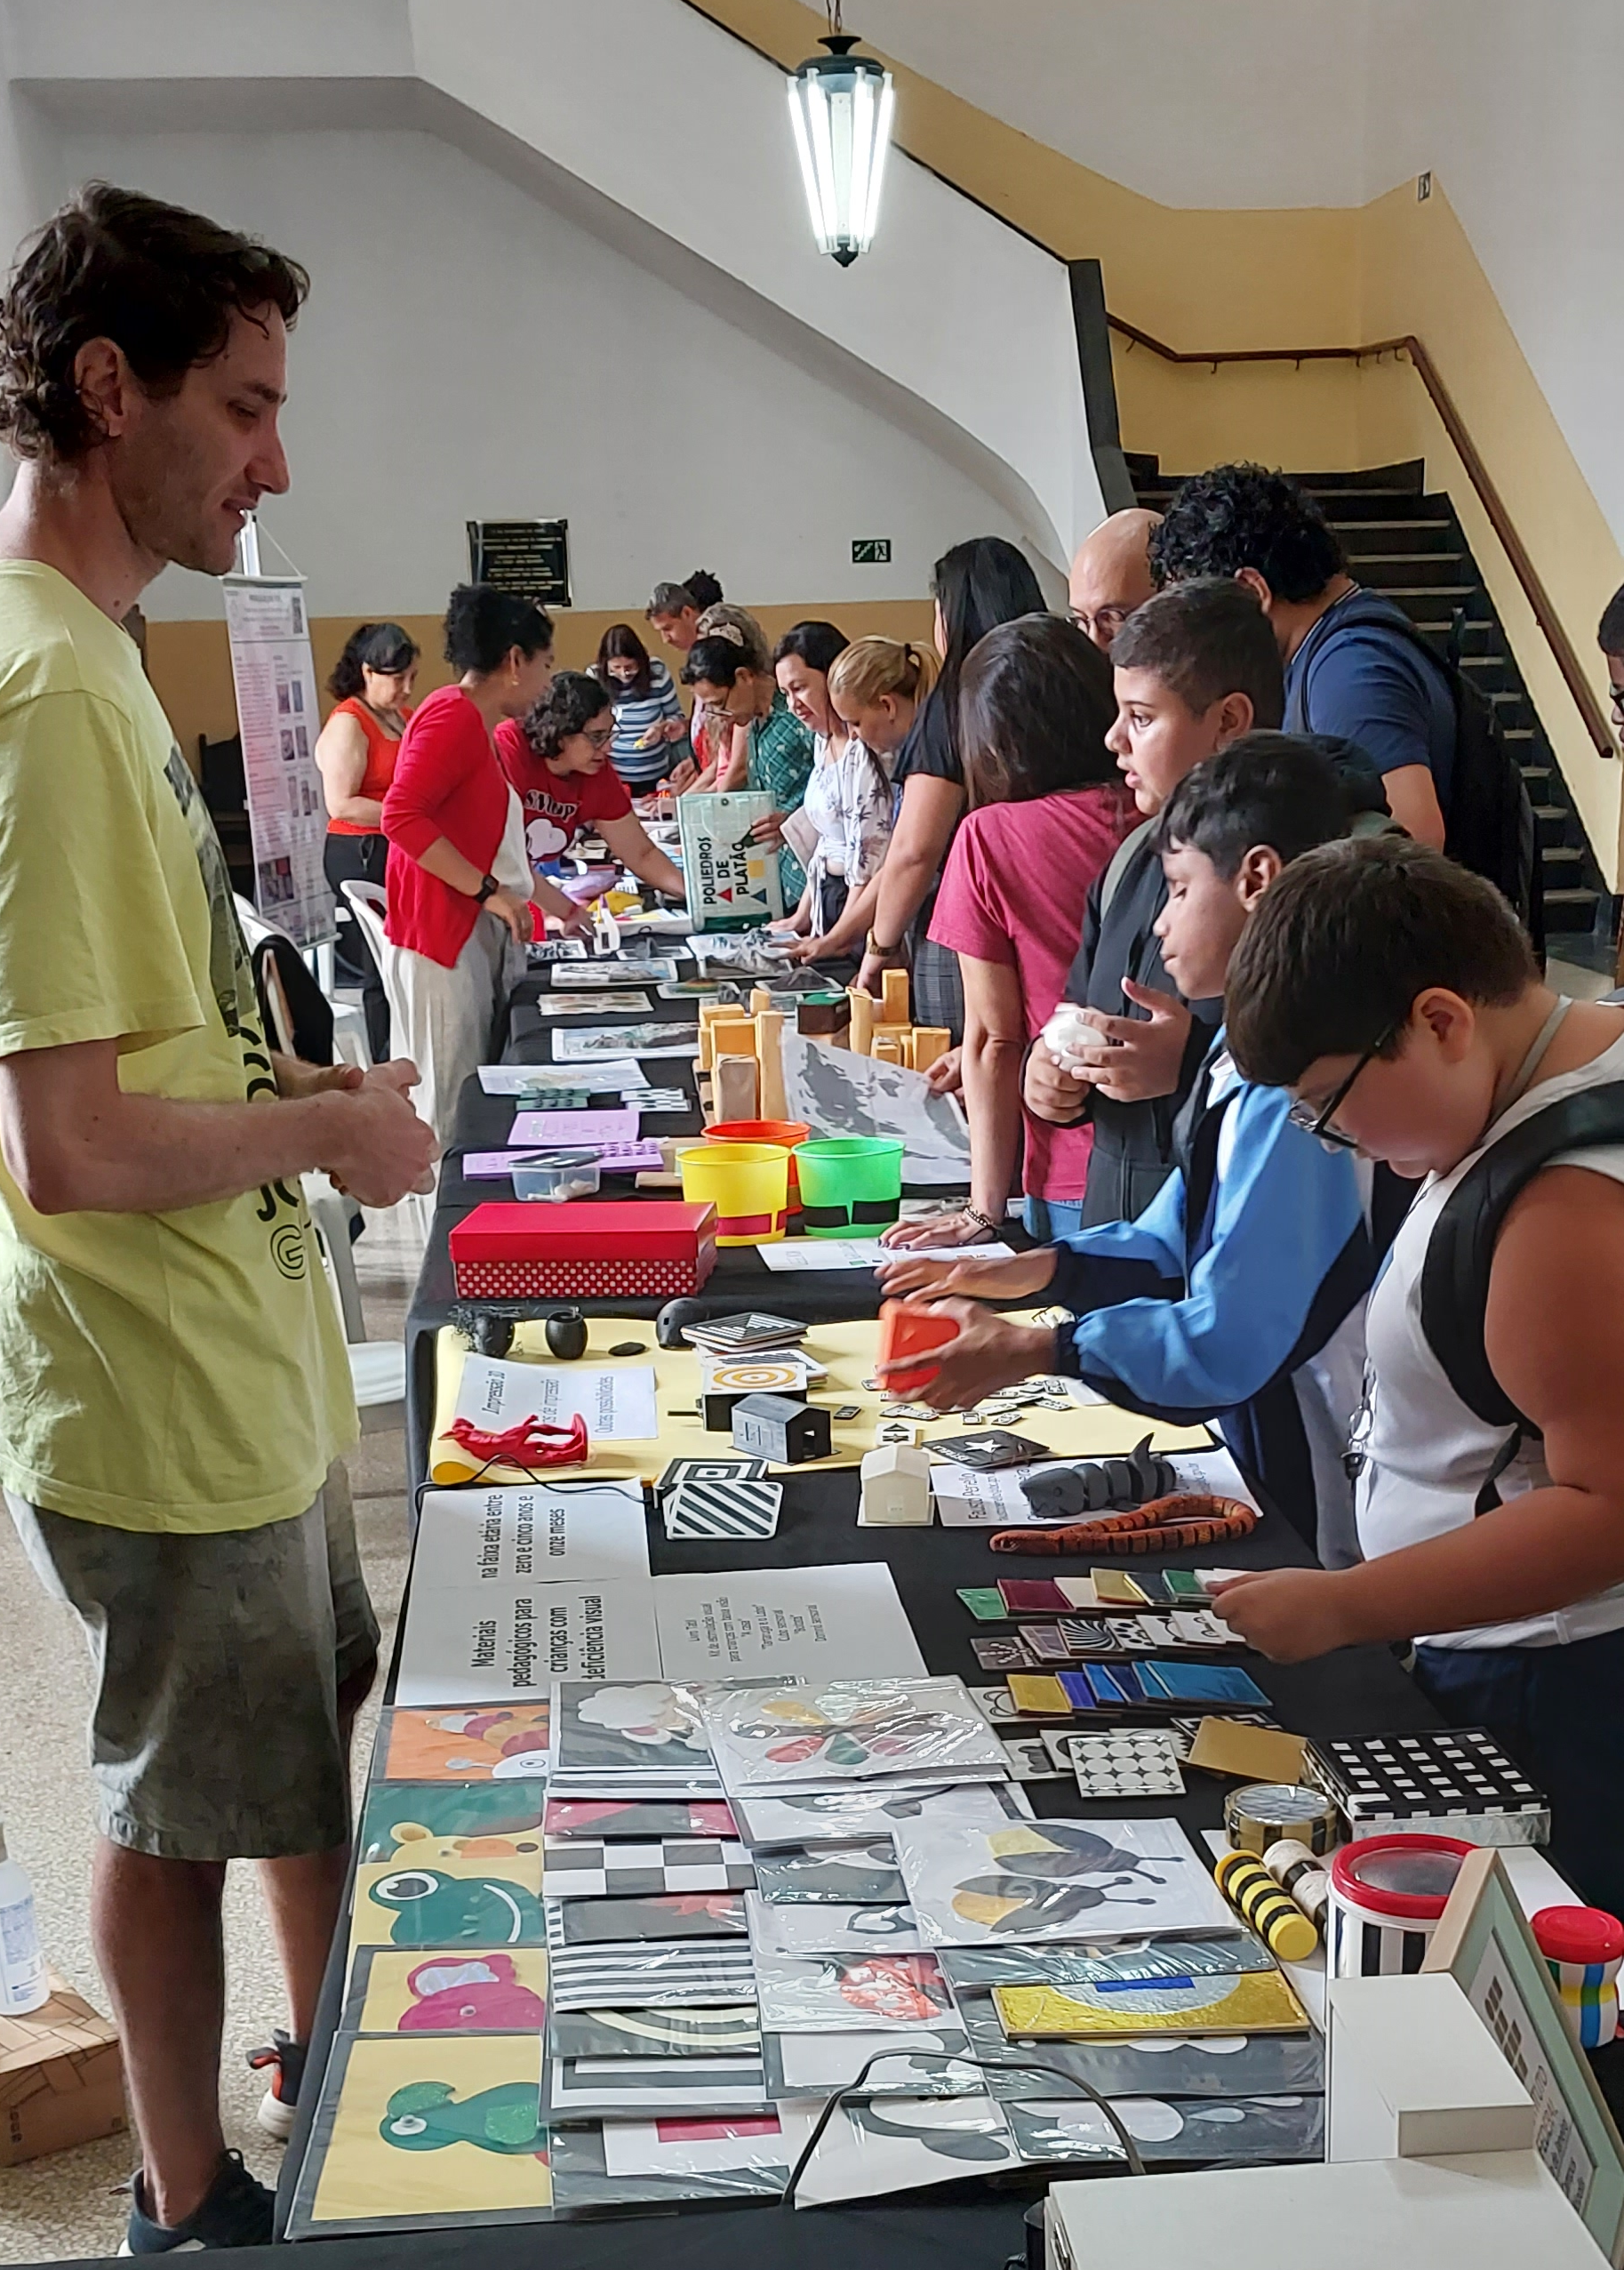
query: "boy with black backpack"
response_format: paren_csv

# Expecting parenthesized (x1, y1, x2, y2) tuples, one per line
(1214, 836, 1624, 1913)
(1151, 463, 1540, 941)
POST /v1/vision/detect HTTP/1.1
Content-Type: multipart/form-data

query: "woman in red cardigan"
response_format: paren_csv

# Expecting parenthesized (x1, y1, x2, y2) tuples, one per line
(381, 584, 565, 1143)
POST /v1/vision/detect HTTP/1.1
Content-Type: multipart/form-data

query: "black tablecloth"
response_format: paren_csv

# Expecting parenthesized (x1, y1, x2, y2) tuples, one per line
(264, 960, 1438, 2262)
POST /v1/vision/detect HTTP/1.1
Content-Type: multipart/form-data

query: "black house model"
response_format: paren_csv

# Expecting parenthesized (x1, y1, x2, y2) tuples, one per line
(731, 1393, 831, 1464)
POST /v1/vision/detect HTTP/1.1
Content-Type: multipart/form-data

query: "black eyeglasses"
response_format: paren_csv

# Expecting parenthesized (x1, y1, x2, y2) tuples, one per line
(1287, 1030, 1395, 1149)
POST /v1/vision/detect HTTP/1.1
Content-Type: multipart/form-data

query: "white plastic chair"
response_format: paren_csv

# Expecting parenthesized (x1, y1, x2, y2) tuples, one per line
(303, 1173, 408, 1434)
(233, 893, 368, 1067)
(341, 878, 437, 1242)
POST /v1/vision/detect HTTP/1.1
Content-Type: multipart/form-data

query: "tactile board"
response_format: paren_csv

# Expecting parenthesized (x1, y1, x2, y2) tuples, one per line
(1060, 1730, 1186, 1800)
(1306, 1727, 1549, 1835)
(540, 1837, 755, 1898)
(430, 1317, 1212, 1485)
(663, 1480, 782, 1540)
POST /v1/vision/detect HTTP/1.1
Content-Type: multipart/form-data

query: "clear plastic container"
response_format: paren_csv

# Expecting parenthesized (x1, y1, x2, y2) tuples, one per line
(512, 1150, 602, 1203)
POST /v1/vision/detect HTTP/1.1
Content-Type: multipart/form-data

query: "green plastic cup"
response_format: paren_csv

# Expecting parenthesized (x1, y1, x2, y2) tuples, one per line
(791, 1136, 906, 1236)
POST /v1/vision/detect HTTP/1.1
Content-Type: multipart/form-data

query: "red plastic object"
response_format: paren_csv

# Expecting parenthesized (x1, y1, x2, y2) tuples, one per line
(1532, 1906, 1624, 1966)
(450, 1200, 718, 1300)
(876, 1297, 960, 1394)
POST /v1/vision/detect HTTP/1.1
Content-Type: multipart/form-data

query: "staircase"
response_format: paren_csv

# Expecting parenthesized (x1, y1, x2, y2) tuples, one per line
(1127, 455, 1610, 940)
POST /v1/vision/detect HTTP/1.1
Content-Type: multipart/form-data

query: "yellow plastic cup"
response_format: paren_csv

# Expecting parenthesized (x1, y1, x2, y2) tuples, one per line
(676, 1141, 790, 1246)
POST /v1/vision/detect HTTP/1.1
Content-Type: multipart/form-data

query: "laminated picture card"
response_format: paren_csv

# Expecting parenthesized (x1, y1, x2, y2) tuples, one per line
(702, 1677, 1008, 1794)
(891, 1817, 1232, 1945)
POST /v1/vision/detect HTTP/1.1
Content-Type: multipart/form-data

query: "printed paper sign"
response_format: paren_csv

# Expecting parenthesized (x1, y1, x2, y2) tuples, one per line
(653, 1563, 925, 1683)
(396, 1579, 661, 1704)
(453, 1353, 659, 1441)
(409, 1487, 651, 1592)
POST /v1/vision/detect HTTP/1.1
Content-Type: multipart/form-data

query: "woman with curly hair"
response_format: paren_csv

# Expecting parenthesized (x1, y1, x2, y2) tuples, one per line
(496, 672, 684, 899)
(316, 620, 418, 1058)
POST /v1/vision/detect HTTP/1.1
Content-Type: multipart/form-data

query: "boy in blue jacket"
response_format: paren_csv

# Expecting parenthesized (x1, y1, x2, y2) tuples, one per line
(877, 733, 1381, 1565)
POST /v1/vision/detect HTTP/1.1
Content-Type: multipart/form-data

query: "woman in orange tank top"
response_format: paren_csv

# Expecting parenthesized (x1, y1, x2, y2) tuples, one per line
(316, 622, 420, 1061)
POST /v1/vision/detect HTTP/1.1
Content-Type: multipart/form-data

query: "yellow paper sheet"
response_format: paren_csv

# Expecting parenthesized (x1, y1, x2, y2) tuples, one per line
(347, 1946, 549, 2036)
(429, 1315, 1212, 1484)
(992, 1970, 1308, 2038)
(307, 2033, 550, 2228)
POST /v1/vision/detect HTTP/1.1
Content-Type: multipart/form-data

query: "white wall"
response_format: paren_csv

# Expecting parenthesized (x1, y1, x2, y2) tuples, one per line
(52, 125, 1035, 622)
(852, 0, 1371, 209)
(844, 0, 1622, 562)
(1363, 0, 1624, 557)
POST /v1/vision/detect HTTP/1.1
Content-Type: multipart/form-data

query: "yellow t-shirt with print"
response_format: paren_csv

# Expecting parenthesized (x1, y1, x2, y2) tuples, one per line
(0, 561, 356, 1533)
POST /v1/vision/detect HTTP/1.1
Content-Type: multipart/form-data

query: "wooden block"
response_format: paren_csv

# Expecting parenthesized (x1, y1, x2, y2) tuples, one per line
(713, 1054, 759, 1122)
(847, 987, 874, 1055)
(635, 1169, 685, 1190)
(881, 966, 910, 1026)
(755, 1009, 787, 1120)
(911, 1026, 951, 1076)
(708, 1018, 756, 1063)
(697, 1021, 715, 1073)
(871, 1035, 902, 1064)
(749, 987, 772, 1015)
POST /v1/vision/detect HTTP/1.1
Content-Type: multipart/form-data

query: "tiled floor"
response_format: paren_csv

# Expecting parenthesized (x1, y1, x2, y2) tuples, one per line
(0, 1205, 424, 2264)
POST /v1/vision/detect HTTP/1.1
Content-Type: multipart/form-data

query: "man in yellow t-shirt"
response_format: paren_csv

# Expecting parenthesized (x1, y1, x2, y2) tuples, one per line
(0, 188, 437, 2253)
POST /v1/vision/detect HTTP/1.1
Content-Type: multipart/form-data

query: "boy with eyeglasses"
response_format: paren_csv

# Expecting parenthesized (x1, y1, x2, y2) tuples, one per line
(878, 734, 1385, 1567)
(1205, 835, 1624, 1915)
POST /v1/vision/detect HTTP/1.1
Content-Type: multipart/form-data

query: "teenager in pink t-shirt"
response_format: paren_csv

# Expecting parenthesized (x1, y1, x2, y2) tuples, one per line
(890, 614, 1135, 1248)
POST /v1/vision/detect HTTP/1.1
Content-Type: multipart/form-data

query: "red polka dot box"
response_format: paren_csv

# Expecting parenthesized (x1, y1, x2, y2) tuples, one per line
(449, 1200, 719, 1300)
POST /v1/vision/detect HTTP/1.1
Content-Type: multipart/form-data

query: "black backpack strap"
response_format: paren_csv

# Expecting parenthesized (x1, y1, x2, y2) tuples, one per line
(1420, 1081, 1624, 1428)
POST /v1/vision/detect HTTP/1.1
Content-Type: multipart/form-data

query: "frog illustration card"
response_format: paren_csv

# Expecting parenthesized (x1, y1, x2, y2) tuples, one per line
(378, 1703, 551, 1783)
(286, 2032, 551, 2235)
(343, 1946, 549, 2037)
(357, 1782, 546, 1865)
(349, 1855, 547, 1953)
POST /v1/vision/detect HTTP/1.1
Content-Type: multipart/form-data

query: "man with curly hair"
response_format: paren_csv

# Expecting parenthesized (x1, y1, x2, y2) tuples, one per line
(0, 186, 436, 2248)
(1150, 462, 1452, 854)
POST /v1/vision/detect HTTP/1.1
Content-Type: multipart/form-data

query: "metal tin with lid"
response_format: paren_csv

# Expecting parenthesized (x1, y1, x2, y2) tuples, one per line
(1223, 1782, 1339, 1857)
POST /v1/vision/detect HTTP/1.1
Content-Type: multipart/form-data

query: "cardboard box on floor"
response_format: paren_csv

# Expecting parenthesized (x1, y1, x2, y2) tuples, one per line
(0, 1975, 126, 2164)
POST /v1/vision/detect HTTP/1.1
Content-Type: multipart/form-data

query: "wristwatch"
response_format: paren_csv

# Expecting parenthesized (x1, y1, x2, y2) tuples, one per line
(474, 873, 500, 903)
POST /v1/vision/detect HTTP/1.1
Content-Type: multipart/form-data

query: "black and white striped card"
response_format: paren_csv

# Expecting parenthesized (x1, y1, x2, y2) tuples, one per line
(663, 1480, 783, 1539)
(547, 1937, 759, 2012)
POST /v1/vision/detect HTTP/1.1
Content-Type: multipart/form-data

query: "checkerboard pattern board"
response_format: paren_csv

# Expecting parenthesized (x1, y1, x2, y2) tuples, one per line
(1308, 1728, 1548, 1831)
(541, 1836, 756, 1898)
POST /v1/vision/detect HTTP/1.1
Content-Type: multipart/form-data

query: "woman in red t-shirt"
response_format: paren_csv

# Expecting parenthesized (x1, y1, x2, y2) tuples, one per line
(495, 674, 684, 901)
(885, 614, 1135, 1250)
(316, 620, 419, 1063)
(381, 585, 576, 1143)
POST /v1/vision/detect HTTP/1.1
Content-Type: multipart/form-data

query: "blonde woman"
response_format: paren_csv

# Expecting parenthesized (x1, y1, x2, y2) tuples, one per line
(776, 632, 939, 967)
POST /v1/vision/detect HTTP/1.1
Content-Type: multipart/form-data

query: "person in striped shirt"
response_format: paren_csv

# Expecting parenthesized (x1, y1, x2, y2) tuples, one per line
(591, 622, 689, 792)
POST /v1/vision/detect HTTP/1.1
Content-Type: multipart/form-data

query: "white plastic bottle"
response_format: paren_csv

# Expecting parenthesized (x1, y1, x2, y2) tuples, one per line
(0, 1826, 49, 2013)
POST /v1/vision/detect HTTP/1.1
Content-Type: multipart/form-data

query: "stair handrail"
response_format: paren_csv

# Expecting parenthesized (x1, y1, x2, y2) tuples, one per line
(1109, 315, 1614, 763)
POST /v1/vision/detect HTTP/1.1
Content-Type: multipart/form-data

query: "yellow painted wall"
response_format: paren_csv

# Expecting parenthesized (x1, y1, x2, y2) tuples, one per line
(697, 0, 1624, 886)
(150, 599, 936, 774)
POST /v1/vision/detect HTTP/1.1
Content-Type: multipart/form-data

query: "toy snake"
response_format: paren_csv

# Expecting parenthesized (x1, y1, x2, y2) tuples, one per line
(990, 1490, 1257, 1556)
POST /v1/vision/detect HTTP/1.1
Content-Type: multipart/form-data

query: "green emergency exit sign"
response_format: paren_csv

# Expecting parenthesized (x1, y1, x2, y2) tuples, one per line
(852, 538, 892, 565)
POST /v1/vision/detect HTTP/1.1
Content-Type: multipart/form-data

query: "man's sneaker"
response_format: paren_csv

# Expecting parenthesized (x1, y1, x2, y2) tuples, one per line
(119, 2148, 276, 2254)
(246, 2031, 307, 2142)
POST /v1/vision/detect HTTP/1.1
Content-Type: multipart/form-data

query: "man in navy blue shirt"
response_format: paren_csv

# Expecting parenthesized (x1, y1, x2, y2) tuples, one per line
(1149, 462, 1454, 852)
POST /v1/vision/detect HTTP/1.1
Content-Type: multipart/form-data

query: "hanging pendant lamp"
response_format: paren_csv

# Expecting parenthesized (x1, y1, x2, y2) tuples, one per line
(787, 4, 895, 267)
